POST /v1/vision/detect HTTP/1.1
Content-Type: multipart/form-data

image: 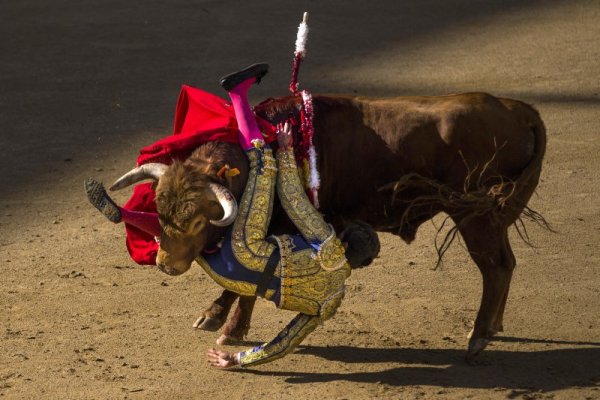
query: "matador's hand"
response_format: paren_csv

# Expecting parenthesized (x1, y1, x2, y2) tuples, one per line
(207, 348, 240, 369)
(277, 122, 293, 149)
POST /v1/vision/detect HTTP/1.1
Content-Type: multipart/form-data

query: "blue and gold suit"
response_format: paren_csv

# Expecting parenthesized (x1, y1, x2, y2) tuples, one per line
(194, 146, 350, 367)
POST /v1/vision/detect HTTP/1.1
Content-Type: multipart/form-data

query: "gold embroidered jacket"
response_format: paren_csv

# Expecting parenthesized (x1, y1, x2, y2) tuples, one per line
(195, 146, 351, 367)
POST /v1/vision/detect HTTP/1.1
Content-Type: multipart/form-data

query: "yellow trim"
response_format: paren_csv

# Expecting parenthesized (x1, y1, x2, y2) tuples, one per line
(194, 256, 275, 299)
(276, 148, 330, 243)
(231, 149, 278, 272)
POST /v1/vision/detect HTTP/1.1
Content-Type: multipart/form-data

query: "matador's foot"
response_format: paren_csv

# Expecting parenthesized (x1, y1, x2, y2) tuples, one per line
(84, 178, 121, 223)
(219, 63, 269, 91)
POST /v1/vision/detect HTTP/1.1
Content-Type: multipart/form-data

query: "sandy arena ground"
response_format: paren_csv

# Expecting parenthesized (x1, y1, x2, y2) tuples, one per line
(1, 1, 599, 398)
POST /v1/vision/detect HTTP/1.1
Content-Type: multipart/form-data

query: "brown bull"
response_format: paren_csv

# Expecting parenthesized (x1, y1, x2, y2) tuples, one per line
(115, 92, 546, 360)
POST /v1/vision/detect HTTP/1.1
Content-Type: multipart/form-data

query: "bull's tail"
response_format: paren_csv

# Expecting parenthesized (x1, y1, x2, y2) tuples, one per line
(439, 106, 550, 260)
(379, 101, 549, 266)
(498, 102, 549, 230)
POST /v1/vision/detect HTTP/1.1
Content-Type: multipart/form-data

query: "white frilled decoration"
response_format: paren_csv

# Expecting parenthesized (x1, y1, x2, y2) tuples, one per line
(289, 12, 309, 95)
(287, 12, 320, 208)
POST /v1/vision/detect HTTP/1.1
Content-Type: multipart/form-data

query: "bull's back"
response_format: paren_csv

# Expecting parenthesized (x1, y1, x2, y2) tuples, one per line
(312, 93, 542, 226)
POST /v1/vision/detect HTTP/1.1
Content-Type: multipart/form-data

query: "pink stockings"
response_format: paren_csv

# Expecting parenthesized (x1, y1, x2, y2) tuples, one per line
(120, 207, 162, 237)
(227, 78, 264, 151)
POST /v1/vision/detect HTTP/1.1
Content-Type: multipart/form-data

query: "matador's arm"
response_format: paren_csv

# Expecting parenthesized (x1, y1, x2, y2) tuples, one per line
(276, 145, 331, 244)
(207, 285, 346, 369)
(237, 313, 320, 367)
(236, 277, 346, 367)
(206, 313, 319, 368)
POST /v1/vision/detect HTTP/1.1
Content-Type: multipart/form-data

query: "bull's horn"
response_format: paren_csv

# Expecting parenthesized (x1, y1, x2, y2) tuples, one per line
(109, 163, 168, 191)
(208, 183, 238, 227)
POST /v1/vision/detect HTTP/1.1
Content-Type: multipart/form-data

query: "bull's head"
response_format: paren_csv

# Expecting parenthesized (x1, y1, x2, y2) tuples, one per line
(110, 161, 238, 276)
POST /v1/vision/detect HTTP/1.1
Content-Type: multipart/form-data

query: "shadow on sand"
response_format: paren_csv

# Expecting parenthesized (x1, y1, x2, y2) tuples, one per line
(0, 0, 573, 198)
(238, 340, 600, 393)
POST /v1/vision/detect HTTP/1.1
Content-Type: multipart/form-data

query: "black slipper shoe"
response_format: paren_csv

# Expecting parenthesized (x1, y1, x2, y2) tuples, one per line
(219, 63, 269, 92)
(84, 178, 122, 223)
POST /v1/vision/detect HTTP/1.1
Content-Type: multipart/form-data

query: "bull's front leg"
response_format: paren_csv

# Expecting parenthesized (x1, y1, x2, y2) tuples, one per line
(216, 295, 257, 345)
(193, 290, 239, 332)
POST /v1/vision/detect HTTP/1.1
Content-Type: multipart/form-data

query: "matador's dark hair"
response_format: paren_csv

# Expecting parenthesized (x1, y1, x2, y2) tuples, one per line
(340, 220, 381, 268)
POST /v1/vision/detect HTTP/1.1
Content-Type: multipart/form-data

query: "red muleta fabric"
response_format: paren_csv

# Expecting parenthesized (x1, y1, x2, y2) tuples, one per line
(123, 85, 276, 265)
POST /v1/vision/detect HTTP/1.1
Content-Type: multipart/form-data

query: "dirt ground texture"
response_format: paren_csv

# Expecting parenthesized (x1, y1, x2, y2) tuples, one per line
(1, 0, 599, 399)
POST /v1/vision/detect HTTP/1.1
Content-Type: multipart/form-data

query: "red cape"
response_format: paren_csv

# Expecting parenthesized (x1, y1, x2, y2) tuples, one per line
(123, 85, 276, 265)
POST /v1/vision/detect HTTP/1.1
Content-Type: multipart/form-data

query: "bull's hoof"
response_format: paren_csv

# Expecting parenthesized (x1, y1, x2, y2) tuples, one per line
(466, 337, 489, 362)
(467, 327, 498, 340)
(216, 334, 243, 346)
(192, 316, 225, 332)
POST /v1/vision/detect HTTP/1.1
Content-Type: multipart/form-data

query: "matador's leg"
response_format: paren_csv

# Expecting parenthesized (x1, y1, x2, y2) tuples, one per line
(222, 63, 269, 151)
(222, 63, 278, 272)
(229, 147, 278, 272)
(85, 178, 161, 236)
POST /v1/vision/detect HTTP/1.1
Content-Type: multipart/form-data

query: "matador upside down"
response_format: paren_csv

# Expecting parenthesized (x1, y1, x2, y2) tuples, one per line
(85, 63, 380, 368)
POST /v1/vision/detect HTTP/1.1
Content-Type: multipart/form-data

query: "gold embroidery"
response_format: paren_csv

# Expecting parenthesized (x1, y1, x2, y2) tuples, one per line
(231, 148, 278, 272)
(277, 240, 350, 316)
(239, 313, 320, 367)
(214, 148, 354, 367)
(237, 288, 346, 367)
(276, 148, 330, 243)
(314, 228, 348, 271)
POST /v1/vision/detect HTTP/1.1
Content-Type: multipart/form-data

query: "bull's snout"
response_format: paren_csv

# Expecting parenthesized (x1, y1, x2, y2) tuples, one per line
(155, 247, 193, 276)
(156, 262, 185, 276)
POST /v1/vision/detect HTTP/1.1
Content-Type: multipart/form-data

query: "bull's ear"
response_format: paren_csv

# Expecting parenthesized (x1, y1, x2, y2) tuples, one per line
(188, 216, 207, 236)
(201, 164, 216, 175)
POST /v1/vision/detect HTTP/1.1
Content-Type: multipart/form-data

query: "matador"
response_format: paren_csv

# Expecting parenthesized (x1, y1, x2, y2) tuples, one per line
(85, 63, 380, 368)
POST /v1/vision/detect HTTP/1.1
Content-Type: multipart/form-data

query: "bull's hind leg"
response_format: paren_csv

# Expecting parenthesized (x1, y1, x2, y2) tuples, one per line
(456, 219, 515, 360)
(490, 231, 516, 334)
